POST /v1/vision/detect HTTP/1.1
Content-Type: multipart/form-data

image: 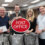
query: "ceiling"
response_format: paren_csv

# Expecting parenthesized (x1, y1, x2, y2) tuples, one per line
(0, 0, 45, 10)
(0, 0, 45, 7)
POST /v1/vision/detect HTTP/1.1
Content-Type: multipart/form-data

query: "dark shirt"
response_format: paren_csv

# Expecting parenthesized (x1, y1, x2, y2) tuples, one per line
(10, 12, 25, 21)
(29, 18, 37, 32)
(0, 16, 9, 29)
(0, 16, 10, 34)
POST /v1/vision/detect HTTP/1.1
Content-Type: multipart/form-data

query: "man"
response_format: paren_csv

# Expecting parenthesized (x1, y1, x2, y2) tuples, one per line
(0, 7, 10, 33)
(9, 4, 25, 34)
(36, 6, 45, 45)
(0, 7, 10, 45)
(10, 4, 25, 20)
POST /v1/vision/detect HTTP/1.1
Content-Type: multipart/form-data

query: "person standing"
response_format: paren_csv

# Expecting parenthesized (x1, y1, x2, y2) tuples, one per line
(25, 9, 36, 34)
(9, 4, 25, 34)
(0, 7, 10, 45)
(36, 6, 45, 45)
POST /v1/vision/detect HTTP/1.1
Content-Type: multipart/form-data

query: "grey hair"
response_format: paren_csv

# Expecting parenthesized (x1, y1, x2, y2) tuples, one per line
(0, 7, 6, 11)
(0, 7, 6, 15)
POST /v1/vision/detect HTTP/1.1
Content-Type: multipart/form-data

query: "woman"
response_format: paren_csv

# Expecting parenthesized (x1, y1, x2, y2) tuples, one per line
(26, 9, 36, 34)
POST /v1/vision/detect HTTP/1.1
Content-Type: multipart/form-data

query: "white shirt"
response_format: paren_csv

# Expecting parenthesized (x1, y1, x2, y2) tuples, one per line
(37, 14, 45, 39)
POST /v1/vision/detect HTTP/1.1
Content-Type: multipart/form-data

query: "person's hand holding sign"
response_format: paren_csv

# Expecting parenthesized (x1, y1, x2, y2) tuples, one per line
(13, 16, 22, 20)
(10, 16, 22, 25)
(25, 29, 33, 34)
(15, 16, 22, 20)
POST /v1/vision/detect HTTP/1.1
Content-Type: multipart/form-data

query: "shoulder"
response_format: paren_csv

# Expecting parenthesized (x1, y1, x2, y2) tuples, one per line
(9, 13, 16, 18)
(5, 16, 10, 20)
(5, 16, 9, 18)
(36, 14, 41, 24)
(19, 12, 25, 18)
(37, 14, 41, 19)
(33, 18, 37, 22)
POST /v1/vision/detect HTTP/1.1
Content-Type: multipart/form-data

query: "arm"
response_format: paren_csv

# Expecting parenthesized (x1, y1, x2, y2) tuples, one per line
(7, 17, 11, 33)
(35, 25, 42, 34)
(25, 29, 33, 34)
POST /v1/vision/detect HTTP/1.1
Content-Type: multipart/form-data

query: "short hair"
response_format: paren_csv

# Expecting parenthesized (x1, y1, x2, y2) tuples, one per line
(14, 4, 20, 8)
(15, 4, 19, 6)
(0, 7, 6, 10)
(39, 6, 45, 8)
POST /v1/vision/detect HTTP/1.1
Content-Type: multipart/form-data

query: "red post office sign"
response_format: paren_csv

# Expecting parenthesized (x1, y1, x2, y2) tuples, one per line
(11, 18, 30, 32)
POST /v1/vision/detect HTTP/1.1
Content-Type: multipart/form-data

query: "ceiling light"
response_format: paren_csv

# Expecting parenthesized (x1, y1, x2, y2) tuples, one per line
(22, 4, 28, 7)
(2, 4, 8, 6)
(5, 0, 13, 2)
(31, 0, 40, 3)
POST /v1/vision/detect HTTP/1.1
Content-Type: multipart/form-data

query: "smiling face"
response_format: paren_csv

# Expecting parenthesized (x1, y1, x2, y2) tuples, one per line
(0, 8, 6, 18)
(39, 6, 45, 15)
(27, 10, 33, 17)
(14, 5, 20, 13)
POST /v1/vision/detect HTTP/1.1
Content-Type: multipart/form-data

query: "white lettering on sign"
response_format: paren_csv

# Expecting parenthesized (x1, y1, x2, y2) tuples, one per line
(13, 25, 27, 28)
(13, 21, 27, 29)
(12, 18, 30, 32)
(16, 21, 25, 24)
